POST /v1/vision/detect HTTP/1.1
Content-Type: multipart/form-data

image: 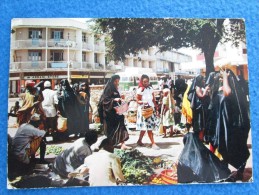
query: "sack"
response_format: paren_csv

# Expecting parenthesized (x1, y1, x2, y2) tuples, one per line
(57, 116, 67, 132)
(141, 106, 153, 119)
(114, 101, 129, 115)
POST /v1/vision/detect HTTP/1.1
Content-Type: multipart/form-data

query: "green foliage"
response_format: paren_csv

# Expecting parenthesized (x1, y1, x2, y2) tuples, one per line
(94, 18, 245, 76)
(114, 149, 154, 184)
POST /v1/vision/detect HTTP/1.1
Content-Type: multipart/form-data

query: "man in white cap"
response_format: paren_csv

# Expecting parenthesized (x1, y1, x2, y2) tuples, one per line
(42, 80, 58, 135)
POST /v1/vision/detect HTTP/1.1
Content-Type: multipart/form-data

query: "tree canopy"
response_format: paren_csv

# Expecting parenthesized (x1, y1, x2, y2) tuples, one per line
(94, 18, 245, 77)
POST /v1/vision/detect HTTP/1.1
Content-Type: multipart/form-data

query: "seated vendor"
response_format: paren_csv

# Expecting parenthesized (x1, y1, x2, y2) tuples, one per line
(11, 115, 47, 165)
(52, 130, 98, 178)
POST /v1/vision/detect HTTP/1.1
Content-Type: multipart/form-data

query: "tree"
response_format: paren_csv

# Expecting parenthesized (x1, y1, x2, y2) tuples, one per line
(94, 18, 245, 77)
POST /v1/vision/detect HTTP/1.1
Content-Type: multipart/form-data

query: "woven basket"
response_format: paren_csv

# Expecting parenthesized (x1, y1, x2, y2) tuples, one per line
(141, 106, 153, 119)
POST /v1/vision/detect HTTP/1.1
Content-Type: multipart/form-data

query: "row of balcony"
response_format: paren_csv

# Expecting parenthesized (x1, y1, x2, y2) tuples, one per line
(11, 40, 105, 52)
(9, 61, 123, 72)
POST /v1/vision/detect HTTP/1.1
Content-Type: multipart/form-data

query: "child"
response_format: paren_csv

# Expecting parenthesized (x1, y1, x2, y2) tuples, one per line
(161, 88, 175, 137)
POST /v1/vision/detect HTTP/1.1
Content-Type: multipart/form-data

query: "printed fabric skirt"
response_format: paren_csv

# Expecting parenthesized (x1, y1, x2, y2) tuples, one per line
(136, 106, 156, 131)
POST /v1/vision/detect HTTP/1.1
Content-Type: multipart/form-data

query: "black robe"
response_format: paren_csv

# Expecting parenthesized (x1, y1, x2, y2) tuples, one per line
(58, 80, 89, 135)
(206, 71, 250, 170)
(98, 76, 129, 146)
(188, 75, 209, 133)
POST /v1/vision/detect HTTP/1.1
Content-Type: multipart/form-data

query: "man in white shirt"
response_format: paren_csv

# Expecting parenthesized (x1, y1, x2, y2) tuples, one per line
(82, 138, 126, 186)
(42, 81, 58, 134)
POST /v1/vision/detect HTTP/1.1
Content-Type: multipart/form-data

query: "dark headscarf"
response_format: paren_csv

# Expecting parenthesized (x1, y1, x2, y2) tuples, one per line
(99, 75, 120, 104)
(190, 75, 204, 90)
(72, 83, 79, 93)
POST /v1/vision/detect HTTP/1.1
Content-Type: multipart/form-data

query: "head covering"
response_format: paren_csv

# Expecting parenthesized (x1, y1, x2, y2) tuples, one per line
(189, 75, 204, 93)
(138, 74, 150, 89)
(98, 75, 120, 105)
(44, 81, 51, 88)
(25, 80, 35, 88)
(104, 74, 120, 93)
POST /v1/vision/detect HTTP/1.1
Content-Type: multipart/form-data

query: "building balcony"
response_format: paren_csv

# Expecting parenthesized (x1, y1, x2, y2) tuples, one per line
(82, 62, 94, 69)
(11, 39, 79, 50)
(47, 40, 79, 49)
(82, 42, 94, 50)
(11, 39, 46, 49)
(10, 61, 115, 72)
(156, 68, 169, 73)
(94, 44, 105, 52)
(10, 61, 46, 71)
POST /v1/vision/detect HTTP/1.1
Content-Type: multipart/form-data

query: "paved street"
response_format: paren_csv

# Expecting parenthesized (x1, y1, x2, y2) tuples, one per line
(7, 97, 253, 184)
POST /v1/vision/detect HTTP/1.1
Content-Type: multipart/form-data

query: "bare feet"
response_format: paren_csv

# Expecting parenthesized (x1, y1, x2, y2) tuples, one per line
(137, 141, 144, 146)
(121, 144, 132, 150)
(151, 144, 160, 150)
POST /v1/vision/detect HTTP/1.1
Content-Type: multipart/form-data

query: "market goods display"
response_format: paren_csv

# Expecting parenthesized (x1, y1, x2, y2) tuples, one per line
(115, 149, 154, 184)
(36, 145, 63, 156)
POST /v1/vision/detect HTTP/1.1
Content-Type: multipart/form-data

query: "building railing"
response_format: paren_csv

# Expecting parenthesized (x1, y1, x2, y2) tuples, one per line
(11, 39, 79, 49)
(82, 42, 94, 50)
(47, 40, 79, 49)
(11, 40, 46, 48)
(94, 44, 105, 52)
(10, 61, 46, 70)
(82, 62, 94, 69)
(9, 61, 117, 72)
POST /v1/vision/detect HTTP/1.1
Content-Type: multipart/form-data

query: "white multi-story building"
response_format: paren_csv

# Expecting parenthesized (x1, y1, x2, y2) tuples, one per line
(9, 18, 109, 95)
(9, 18, 192, 95)
(122, 47, 192, 78)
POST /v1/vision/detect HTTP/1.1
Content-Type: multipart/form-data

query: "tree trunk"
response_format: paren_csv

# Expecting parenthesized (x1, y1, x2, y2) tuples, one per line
(201, 19, 225, 79)
(204, 45, 217, 79)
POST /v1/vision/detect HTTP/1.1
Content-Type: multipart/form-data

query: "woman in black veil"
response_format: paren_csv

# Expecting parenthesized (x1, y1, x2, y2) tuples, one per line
(187, 75, 209, 141)
(206, 69, 250, 181)
(57, 80, 89, 137)
(98, 75, 131, 150)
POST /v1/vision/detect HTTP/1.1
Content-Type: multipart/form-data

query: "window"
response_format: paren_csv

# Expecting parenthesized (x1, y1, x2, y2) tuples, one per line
(82, 33, 88, 42)
(28, 51, 42, 61)
(94, 53, 98, 63)
(51, 29, 64, 39)
(28, 29, 42, 39)
(50, 51, 64, 61)
(82, 52, 87, 62)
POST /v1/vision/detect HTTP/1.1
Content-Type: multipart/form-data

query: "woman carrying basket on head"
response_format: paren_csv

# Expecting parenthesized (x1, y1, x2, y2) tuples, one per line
(98, 75, 131, 150)
(136, 74, 160, 150)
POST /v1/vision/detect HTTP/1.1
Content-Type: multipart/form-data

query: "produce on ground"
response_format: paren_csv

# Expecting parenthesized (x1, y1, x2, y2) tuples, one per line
(115, 149, 154, 184)
(36, 145, 63, 156)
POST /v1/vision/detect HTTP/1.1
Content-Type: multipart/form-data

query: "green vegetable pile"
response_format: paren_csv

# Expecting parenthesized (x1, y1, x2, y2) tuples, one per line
(46, 145, 63, 155)
(115, 149, 154, 184)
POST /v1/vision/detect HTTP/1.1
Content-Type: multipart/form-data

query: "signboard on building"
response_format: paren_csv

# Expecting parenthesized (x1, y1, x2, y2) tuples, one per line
(71, 75, 89, 79)
(24, 75, 66, 79)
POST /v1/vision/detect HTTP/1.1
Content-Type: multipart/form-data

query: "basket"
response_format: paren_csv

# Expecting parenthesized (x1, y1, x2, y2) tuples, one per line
(114, 101, 129, 115)
(141, 106, 153, 119)
(160, 170, 178, 184)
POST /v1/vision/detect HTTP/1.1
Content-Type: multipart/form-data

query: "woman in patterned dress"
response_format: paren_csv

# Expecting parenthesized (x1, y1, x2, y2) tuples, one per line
(136, 74, 160, 150)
